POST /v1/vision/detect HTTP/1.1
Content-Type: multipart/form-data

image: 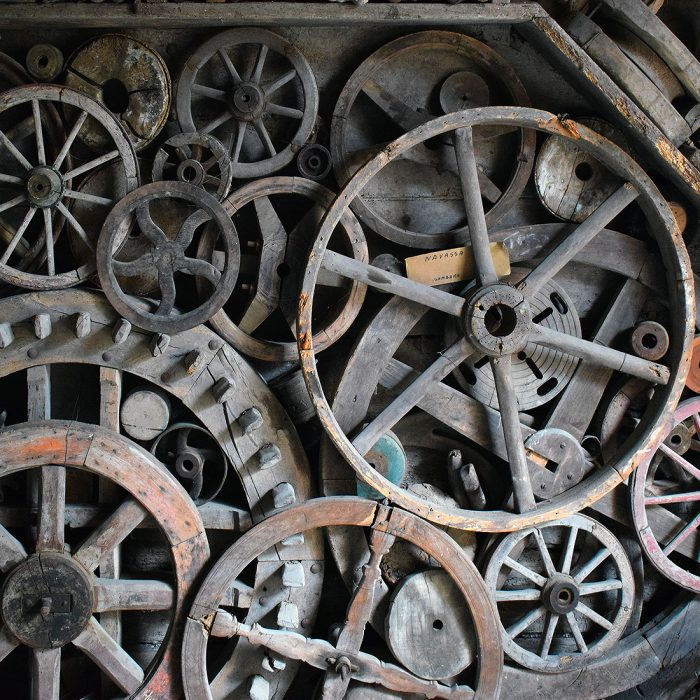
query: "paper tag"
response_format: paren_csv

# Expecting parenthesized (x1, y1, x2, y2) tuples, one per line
(405, 243, 510, 286)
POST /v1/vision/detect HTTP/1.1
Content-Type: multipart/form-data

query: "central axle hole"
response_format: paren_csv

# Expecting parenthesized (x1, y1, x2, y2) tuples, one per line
(575, 162, 594, 181)
(242, 93, 251, 103)
(181, 165, 198, 182)
(641, 333, 658, 349)
(432, 619, 444, 630)
(102, 78, 130, 114)
(38, 55, 49, 68)
(557, 589, 573, 604)
(484, 303, 517, 337)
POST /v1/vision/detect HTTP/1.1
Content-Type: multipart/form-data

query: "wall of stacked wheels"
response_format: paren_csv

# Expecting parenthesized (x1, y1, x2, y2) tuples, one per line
(0, 0, 699, 697)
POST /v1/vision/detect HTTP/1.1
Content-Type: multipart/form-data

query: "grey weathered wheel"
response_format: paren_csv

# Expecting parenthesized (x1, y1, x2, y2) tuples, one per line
(96, 181, 240, 333)
(483, 513, 634, 673)
(0, 420, 209, 699)
(0, 85, 139, 290)
(300, 107, 693, 532)
(176, 28, 318, 179)
(182, 497, 503, 700)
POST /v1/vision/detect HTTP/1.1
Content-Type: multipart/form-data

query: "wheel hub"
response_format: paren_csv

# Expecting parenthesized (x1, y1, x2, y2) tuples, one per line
(1, 552, 93, 648)
(25, 166, 64, 208)
(177, 159, 206, 187)
(462, 284, 532, 357)
(541, 573, 579, 615)
(232, 82, 265, 120)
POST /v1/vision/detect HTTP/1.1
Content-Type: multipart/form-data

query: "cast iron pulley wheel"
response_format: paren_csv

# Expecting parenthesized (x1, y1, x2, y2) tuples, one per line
(331, 30, 535, 248)
(151, 132, 233, 202)
(182, 497, 503, 699)
(197, 176, 368, 362)
(631, 396, 700, 592)
(176, 28, 319, 179)
(0, 420, 209, 699)
(483, 513, 634, 673)
(299, 107, 693, 532)
(0, 84, 139, 290)
(96, 181, 240, 333)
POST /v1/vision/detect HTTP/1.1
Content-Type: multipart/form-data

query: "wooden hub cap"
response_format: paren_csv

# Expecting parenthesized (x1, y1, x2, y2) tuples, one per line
(541, 574, 580, 615)
(1, 552, 94, 648)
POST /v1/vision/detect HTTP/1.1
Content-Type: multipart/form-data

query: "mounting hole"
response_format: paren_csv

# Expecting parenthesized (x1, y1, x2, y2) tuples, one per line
(484, 304, 517, 337)
(277, 262, 291, 278)
(574, 162, 594, 181)
(517, 351, 527, 361)
(102, 78, 130, 114)
(641, 333, 658, 349)
(537, 377, 558, 396)
(432, 619, 444, 631)
(670, 434, 682, 446)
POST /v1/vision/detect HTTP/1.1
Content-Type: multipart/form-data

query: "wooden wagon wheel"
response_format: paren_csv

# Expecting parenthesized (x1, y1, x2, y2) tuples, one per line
(482, 513, 634, 673)
(330, 31, 536, 248)
(0, 420, 209, 699)
(176, 28, 318, 179)
(182, 497, 503, 700)
(0, 85, 139, 290)
(96, 181, 240, 334)
(630, 396, 700, 592)
(197, 176, 367, 362)
(300, 107, 693, 532)
(152, 132, 233, 202)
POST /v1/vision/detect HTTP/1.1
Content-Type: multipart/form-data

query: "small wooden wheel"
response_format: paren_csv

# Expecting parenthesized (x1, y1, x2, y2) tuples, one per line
(96, 181, 240, 333)
(483, 514, 634, 673)
(176, 28, 318, 179)
(197, 176, 367, 362)
(0, 85, 139, 290)
(0, 420, 209, 699)
(631, 397, 700, 592)
(182, 497, 503, 699)
(331, 31, 535, 248)
(300, 107, 693, 532)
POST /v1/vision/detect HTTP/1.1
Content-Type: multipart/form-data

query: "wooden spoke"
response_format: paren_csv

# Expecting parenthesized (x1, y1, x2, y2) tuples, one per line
(575, 601, 614, 631)
(267, 103, 304, 120)
(254, 119, 276, 157)
(506, 606, 546, 639)
(352, 338, 475, 456)
(31, 100, 46, 166)
(0, 524, 27, 573)
(558, 525, 578, 576)
(156, 269, 176, 316)
(62, 189, 113, 207)
(321, 250, 465, 317)
(0, 194, 27, 215)
(645, 490, 700, 505)
(201, 110, 233, 136)
(112, 254, 155, 277)
(176, 258, 221, 287)
(36, 465, 65, 553)
(529, 324, 670, 385)
(573, 548, 611, 584)
(503, 556, 547, 587)
(42, 208, 55, 276)
(217, 49, 242, 85)
(361, 78, 427, 133)
(0, 173, 24, 186)
(0, 626, 19, 662)
(53, 110, 88, 171)
(31, 647, 60, 700)
(516, 184, 638, 298)
(64, 150, 120, 181)
(491, 355, 536, 512)
(532, 529, 557, 577)
(93, 579, 174, 612)
(262, 68, 297, 96)
(658, 442, 700, 481)
(538, 613, 559, 659)
(0, 128, 32, 171)
(0, 206, 37, 264)
(251, 44, 269, 84)
(453, 126, 498, 285)
(566, 612, 588, 653)
(578, 579, 623, 595)
(73, 500, 147, 573)
(191, 84, 228, 102)
(231, 120, 246, 165)
(135, 204, 168, 246)
(662, 511, 700, 556)
(72, 617, 144, 695)
(494, 588, 541, 602)
(55, 201, 91, 253)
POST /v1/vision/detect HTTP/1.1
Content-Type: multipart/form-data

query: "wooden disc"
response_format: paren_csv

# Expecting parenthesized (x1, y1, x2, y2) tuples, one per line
(385, 569, 475, 680)
(121, 388, 171, 441)
(686, 336, 700, 393)
(667, 201, 688, 235)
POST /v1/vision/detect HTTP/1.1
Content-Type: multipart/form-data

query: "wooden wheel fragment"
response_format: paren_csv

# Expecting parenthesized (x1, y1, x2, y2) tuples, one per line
(300, 107, 693, 532)
(0, 84, 139, 290)
(631, 397, 700, 592)
(0, 420, 209, 699)
(176, 28, 318, 179)
(197, 176, 367, 362)
(182, 497, 503, 700)
(483, 514, 634, 673)
(331, 31, 535, 248)
(96, 181, 240, 333)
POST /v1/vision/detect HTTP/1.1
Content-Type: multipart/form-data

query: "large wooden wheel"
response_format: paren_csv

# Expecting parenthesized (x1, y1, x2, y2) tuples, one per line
(299, 107, 693, 532)
(182, 497, 503, 699)
(0, 420, 209, 699)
